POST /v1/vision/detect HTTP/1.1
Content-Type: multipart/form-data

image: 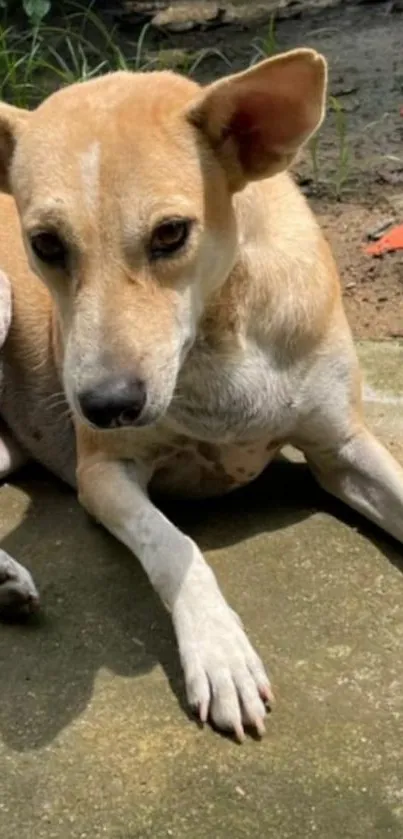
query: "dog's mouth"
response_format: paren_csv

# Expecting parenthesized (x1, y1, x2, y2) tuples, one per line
(73, 397, 165, 432)
(78, 409, 152, 432)
(84, 410, 160, 432)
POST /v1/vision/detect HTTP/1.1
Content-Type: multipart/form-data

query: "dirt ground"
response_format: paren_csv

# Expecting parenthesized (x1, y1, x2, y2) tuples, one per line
(121, 1, 403, 339)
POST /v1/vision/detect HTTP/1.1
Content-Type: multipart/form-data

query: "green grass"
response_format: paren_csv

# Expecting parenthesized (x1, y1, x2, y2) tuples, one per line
(0, 2, 350, 199)
(0, 2, 174, 106)
(0, 3, 141, 106)
(308, 132, 321, 191)
(250, 14, 279, 64)
(329, 95, 350, 199)
(308, 97, 351, 199)
(0, 2, 232, 107)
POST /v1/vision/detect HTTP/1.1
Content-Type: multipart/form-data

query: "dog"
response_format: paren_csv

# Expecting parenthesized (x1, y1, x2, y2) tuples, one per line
(0, 48, 402, 741)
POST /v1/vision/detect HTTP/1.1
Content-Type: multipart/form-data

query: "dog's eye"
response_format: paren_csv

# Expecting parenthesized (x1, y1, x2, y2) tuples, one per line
(149, 218, 191, 259)
(30, 231, 66, 266)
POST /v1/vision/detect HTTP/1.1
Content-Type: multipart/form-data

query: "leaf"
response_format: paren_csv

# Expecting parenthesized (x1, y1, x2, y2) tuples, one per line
(23, 0, 51, 24)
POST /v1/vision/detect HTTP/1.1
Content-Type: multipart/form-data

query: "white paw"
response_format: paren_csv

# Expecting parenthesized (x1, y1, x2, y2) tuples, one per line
(173, 567, 273, 740)
(0, 550, 40, 617)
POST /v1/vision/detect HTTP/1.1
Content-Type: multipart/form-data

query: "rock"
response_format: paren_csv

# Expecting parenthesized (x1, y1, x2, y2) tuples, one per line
(385, 192, 403, 215)
(152, 2, 223, 31)
(145, 47, 192, 68)
(365, 218, 394, 241)
(150, 2, 275, 31)
(376, 167, 403, 187)
(119, 0, 348, 30)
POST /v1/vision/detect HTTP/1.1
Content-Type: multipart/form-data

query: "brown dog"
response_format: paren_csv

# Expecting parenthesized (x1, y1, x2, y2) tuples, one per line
(0, 49, 402, 740)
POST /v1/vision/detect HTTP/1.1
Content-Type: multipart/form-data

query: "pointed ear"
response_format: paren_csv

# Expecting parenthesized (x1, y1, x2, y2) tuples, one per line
(0, 103, 30, 193)
(188, 48, 327, 192)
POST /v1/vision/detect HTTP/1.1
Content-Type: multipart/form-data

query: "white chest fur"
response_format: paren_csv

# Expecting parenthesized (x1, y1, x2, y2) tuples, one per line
(168, 337, 306, 444)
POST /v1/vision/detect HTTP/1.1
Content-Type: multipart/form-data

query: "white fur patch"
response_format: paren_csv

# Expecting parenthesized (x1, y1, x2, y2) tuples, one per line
(79, 141, 100, 209)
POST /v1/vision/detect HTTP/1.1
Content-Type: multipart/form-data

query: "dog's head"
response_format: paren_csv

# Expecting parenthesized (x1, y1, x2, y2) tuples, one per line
(0, 49, 326, 430)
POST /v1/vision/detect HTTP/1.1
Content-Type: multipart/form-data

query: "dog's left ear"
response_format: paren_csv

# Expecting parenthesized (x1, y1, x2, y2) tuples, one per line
(188, 48, 327, 192)
(0, 103, 30, 193)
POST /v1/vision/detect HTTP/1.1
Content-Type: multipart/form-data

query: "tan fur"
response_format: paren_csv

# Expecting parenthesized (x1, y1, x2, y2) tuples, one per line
(0, 50, 402, 739)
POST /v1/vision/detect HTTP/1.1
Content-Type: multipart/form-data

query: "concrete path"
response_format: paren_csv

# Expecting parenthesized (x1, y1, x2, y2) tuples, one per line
(0, 341, 402, 839)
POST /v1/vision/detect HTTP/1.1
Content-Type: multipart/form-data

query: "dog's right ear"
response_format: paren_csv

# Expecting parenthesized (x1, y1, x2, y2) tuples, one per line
(188, 49, 327, 192)
(0, 104, 30, 193)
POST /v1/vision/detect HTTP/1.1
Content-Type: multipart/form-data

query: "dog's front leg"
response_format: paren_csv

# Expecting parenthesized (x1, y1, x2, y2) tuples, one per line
(0, 421, 38, 617)
(77, 454, 272, 739)
(0, 551, 39, 617)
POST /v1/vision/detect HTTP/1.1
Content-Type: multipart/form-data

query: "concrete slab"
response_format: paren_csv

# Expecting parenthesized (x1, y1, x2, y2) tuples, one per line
(0, 341, 403, 839)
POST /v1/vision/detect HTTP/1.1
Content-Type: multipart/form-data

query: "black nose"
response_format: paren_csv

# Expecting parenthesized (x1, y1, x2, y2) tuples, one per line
(78, 376, 147, 429)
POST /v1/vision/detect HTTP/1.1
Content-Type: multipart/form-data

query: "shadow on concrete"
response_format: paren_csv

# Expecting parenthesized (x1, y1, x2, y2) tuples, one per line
(0, 455, 402, 752)
(160, 456, 403, 576)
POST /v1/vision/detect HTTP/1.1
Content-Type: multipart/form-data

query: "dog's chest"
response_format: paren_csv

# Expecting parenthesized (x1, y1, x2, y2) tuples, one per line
(149, 342, 300, 499)
(169, 340, 298, 442)
(150, 433, 282, 498)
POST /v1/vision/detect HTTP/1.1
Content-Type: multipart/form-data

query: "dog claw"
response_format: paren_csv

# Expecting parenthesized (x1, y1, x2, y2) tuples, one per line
(198, 701, 208, 724)
(252, 716, 266, 738)
(260, 684, 275, 706)
(234, 724, 246, 743)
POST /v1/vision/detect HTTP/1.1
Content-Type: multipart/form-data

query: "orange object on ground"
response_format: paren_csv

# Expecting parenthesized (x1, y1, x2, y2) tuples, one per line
(365, 224, 403, 256)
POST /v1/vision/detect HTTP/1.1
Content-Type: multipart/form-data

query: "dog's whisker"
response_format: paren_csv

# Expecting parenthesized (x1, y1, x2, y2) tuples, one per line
(29, 355, 50, 374)
(41, 390, 66, 406)
(59, 406, 73, 422)
(41, 393, 69, 412)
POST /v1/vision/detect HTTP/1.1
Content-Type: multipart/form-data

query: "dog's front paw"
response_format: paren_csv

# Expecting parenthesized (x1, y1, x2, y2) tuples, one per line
(0, 550, 40, 619)
(174, 577, 273, 741)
